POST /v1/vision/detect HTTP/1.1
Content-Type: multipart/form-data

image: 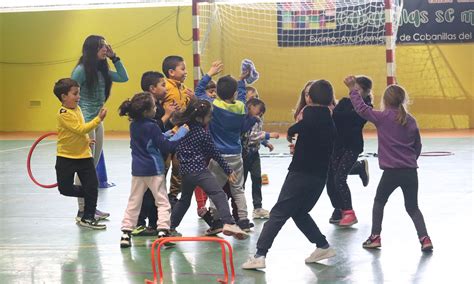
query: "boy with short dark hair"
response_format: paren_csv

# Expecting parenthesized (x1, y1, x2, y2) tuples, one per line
(53, 78, 107, 230)
(161, 55, 194, 207)
(242, 79, 337, 269)
(195, 61, 252, 231)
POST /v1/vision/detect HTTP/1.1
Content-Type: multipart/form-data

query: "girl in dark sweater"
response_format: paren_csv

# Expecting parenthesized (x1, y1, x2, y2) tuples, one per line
(170, 99, 249, 240)
(327, 76, 373, 226)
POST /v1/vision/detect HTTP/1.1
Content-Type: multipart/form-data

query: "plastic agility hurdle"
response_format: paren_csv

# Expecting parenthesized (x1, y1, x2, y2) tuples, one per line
(145, 236, 235, 284)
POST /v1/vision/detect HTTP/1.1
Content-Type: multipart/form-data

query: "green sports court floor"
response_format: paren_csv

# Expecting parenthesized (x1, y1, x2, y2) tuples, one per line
(0, 133, 472, 283)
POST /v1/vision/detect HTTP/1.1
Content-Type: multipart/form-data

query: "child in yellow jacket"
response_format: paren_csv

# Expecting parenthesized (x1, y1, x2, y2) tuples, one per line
(53, 78, 107, 230)
(161, 55, 194, 206)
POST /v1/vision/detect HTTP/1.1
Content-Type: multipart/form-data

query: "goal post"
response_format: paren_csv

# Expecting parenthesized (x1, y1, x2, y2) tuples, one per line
(192, 0, 403, 120)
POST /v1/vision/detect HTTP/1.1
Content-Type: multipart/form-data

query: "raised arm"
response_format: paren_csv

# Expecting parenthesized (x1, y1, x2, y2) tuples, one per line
(195, 74, 213, 102)
(344, 76, 381, 124)
(108, 60, 129, 82)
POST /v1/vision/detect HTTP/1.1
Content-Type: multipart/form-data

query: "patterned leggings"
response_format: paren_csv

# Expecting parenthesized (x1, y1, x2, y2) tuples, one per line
(326, 148, 359, 210)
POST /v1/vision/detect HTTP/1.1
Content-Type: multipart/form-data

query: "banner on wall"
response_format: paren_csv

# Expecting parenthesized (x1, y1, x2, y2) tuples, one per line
(397, 0, 474, 44)
(276, 0, 474, 46)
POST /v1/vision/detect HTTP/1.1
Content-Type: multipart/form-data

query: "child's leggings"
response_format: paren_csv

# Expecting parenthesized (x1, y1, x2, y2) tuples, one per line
(326, 148, 359, 210)
(371, 168, 428, 238)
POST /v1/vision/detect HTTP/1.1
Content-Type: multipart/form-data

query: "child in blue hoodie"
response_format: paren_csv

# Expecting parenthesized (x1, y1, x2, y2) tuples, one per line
(118, 92, 188, 248)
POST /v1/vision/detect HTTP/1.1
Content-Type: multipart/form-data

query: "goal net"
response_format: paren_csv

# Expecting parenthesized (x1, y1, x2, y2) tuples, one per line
(195, 0, 403, 123)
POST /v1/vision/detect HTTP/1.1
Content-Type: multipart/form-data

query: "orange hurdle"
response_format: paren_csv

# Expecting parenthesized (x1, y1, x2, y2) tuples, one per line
(145, 236, 235, 284)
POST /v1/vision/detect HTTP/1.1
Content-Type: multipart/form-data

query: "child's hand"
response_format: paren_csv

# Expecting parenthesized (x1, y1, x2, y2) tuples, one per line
(343, 76, 357, 90)
(228, 172, 237, 184)
(207, 61, 224, 77)
(98, 108, 107, 121)
(185, 89, 194, 99)
(89, 139, 96, 147)
(270, 132, 280, 139)
(289, 143, 295, 155)
(105, 44, 116, 59)
(287, 134, 294, 143)
(239, 70, 250, 81)
(266, 143, 274, 152)
(164, 101, 178, 117)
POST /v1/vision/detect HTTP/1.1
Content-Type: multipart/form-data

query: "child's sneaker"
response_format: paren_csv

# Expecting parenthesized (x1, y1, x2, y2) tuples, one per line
(242, 255, 266, 270)
(222, 224, 249, 240)
(131, 225, 147, 236)
(363, 235, 381, 249)
(157, 229, 175, 247)
(253, 208, 270, 219)
(305, 247, 336, 263)
(78, 218, 106, 230)
(329, 209, 342, 224)
(95, 209, 110, 220)
(420, 236, 433, 252)
(75, 209, 110, 222)
(339, 210, 358, 227)
(359, 159, 369, 187)
(205, 220, 224, 236)
(120, 231, 131, 248)
(237, 218, 253, 232)
(142, 226, 158, 236)
(169, 228, 182, 237)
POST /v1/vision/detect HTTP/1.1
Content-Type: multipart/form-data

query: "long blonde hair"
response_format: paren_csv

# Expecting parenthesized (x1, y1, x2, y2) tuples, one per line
(382, 84, 409, 126)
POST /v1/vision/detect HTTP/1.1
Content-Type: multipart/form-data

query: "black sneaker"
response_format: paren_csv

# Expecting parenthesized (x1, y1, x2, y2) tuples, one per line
(157, 229, 176, 247)
(329, 209, 342, 224)
(120, 231, 132, 248)
(205, 219, 223, 236)
(359, 159, 369, 187)
(79, 218, 106, 230)
(237, 218, 252, 233)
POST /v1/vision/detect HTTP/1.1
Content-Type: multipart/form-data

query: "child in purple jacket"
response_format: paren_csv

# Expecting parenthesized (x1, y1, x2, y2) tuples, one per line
(345, 76, 433, 252)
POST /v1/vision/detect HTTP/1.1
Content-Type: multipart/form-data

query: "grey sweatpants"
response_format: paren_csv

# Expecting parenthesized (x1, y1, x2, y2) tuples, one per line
(208, 154, 248, 220)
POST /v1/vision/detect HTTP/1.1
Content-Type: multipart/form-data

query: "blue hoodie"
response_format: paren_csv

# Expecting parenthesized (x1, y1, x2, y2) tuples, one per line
(195, 74, 247, 155)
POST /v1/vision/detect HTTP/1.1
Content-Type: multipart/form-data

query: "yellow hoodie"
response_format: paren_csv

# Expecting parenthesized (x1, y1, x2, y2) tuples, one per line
(163, 78, 190, 110)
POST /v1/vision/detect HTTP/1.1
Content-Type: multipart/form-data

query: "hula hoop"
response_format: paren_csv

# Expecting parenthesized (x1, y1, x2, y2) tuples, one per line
(27, 132, 58, 188)
(420, 151, 454, 157)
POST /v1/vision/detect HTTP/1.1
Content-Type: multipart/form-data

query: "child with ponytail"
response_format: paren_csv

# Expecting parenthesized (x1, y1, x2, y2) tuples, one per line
(118, 92, 189, 248)
(169, 98, 249, 240)
(345, 76, 433, 252)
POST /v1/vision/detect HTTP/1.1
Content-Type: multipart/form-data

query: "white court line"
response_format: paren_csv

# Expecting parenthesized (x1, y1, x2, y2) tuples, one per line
(0, 141, 56, 153)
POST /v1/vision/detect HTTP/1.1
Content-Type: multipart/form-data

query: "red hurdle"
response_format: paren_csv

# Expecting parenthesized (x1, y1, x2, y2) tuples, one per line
(145, 236, 235, 284)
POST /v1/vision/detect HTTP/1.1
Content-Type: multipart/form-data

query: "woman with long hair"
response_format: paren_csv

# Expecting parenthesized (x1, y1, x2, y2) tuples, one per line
(71, 35, 129, 221)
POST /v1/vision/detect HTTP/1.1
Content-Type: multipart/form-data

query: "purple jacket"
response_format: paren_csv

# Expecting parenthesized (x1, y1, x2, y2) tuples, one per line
(349, 90, 422, 169)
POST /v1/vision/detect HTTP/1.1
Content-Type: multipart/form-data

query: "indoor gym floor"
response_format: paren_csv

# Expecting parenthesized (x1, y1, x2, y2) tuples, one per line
(0, 131, 472, 283)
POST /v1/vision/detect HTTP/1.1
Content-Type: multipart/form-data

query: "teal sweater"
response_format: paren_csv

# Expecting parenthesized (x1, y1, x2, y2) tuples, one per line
(71, 60, 128, 122)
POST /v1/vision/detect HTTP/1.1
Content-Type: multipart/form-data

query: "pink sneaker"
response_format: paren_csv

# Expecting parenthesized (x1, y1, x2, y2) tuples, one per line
(339, 210, 358, 226)
(420, 236, 433, 252)
(363, 235, 381, 249)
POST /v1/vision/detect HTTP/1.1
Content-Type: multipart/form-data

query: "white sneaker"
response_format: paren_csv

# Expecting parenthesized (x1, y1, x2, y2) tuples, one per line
(305, 247, 336, 263)
(253, 208, 270, 219)
(242, 255, 266, 270)
(222, 224, 249, 240)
